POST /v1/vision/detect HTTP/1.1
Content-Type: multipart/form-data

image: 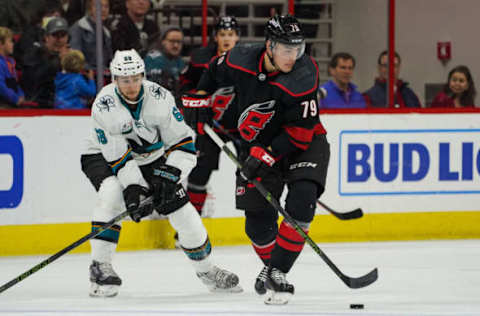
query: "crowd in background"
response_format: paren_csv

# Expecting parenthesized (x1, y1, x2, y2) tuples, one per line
(319, 51, 476, 109)
(0, 0, 476, 109)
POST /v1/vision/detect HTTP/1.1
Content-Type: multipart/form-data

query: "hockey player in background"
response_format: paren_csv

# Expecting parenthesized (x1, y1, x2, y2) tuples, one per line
(80, 49, 242, 297)
(180, 16, 241, 217)
(182, 15, 330, 305)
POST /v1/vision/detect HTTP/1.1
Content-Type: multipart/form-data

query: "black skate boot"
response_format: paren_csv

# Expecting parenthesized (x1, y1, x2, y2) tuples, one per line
(254, 266, 268, 295)
(196, 265, 243, 293)
(264, 267, 294, 305)
(89, 260, 122, 297)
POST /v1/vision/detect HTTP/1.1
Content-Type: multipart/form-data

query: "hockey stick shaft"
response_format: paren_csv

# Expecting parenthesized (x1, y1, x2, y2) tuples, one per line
(0, 196, 152, 294)
(204, 124, 377, 289)
(211, 120, 363, 221)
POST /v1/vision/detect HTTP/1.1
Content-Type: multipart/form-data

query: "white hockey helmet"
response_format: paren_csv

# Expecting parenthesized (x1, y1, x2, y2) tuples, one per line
(110, 49, 145, 78)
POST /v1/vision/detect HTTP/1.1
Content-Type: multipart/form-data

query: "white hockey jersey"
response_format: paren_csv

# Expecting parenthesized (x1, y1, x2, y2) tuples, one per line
(86, 79, 196, 189)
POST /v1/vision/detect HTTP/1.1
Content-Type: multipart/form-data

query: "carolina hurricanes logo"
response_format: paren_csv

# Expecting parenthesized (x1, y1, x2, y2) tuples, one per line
(236, 186, 246, 196)
(211, 86, 235, 121)
(238, 100, 275, 142)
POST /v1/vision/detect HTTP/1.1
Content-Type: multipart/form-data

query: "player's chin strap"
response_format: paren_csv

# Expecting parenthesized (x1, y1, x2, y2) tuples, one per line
(266, 45, 281, 73)
(114, 81, 146, 105)
(116, 88, 145, 105)
(203, 124, 378, 289)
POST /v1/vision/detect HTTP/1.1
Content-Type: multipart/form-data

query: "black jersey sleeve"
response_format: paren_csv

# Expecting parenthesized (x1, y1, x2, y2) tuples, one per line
(269, 56, 325, 155)
(196, 53, 231, 94)
(271, 89, 321, 156)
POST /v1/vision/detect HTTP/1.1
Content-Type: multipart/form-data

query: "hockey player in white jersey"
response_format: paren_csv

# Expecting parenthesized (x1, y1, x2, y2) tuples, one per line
(81, 49, 242, 297)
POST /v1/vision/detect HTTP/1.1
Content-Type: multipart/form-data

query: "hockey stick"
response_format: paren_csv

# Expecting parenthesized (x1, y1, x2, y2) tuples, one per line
(204, 124, 377, 289)
(316, 200, 363, 220)
(0, 197, 152, 294)
(210, 120, 363, 221)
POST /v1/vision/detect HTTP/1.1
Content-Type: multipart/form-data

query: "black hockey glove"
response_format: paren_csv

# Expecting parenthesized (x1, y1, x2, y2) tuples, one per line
(123, 184, 153, 223)
(181, 93, 213, 135)
(151, 164, 182, 211)
(240, 146, 277, 181)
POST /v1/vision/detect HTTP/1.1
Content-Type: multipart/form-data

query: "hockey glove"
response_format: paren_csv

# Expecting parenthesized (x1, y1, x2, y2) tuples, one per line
(151, 164, 181, 211)
(181, 93, 213, 134)
(240, 146, 277, 181)
(123, 184, 153, 223)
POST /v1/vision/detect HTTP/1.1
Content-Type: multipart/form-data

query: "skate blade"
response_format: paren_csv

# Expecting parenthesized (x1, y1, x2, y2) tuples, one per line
(264, 289, 292, 305)
(89, 283, 120, 298)
(207, 284, 244, 293)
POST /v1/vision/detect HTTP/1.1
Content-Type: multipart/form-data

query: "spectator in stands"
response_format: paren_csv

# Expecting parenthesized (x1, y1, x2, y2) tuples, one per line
(109, 0, 158, 58)
(430, 65, 476, 108)
(144, 26, 185, 93)
(69, 0, 113, 70)
(64, 0, 87, 26)
(0, 0, 29, 34)
(0, 27, 26, 108)
(55, 49, 96, 109)
(13, 5, 64, 71)
(364, 50, 421, 108)
(22, 17, 70, 107)
(320, 52, 366, 108)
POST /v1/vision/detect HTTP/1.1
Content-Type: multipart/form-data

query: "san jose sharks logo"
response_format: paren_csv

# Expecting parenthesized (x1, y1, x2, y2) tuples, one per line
(96, 95, 115, 112)
(150, 85, 166, 100)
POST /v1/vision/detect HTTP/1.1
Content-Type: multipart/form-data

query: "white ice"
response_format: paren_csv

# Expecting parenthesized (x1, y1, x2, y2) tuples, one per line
(0, 240, 479, 316)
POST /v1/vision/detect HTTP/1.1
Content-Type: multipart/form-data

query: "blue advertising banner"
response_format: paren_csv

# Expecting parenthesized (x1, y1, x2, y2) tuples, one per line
(0, 136, 23, 208)
(339, 129, 480, 195)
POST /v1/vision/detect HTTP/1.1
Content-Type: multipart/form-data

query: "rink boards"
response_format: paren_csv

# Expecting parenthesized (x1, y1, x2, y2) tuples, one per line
(1, 109, 479, 255)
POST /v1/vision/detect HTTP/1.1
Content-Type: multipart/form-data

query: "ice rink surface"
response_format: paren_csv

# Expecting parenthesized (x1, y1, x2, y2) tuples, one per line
(0, 240, 479, 316)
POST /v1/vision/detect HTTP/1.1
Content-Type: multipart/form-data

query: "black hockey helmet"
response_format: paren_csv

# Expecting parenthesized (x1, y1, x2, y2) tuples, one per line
(215, 16, 240, 34)
(265, 14, 304, 45)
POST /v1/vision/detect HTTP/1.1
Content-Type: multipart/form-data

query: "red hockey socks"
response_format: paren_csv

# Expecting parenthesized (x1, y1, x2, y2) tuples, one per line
(270, 220, 308, 273)
(187, 188, 207, 215)
(251, 239, 276, 265)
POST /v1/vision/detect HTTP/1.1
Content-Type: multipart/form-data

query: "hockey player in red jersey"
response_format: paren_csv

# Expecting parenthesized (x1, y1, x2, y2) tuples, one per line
(183, 15, 330, 304)
(181, 16, 241, 216)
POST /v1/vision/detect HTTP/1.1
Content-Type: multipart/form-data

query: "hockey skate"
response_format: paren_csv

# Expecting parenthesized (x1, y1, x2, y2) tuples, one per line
(254, 266, 268, 295)
(89, 261, 122, 297)
(196, 265, 243, 293)
(264, 267, 294, 305)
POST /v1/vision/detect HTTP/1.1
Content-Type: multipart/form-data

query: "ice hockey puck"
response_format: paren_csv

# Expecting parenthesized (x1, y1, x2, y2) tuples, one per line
(350, 304, 364, 309)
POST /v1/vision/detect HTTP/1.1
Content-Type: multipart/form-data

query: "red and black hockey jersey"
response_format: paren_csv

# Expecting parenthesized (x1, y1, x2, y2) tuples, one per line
(180, 45, 217, 93)
(181, 45, 238, 131)
(197, 44, 326, 156)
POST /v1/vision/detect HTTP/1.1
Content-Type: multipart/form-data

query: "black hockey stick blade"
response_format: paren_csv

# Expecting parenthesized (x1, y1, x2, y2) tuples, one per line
(0, 197, 152, 294)
(316, 200, 363, 220)
(342, 268, 378, 289)
(204, 124, 378, 289)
